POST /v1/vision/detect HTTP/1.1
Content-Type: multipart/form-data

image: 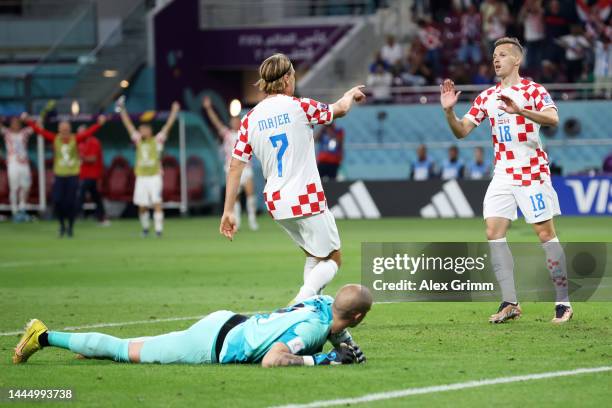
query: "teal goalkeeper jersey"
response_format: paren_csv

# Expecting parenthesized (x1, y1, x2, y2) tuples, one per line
(220, 295, 334, 363)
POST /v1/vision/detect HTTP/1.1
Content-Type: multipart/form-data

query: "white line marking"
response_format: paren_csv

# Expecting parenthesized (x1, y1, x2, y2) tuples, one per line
(0, 311, 261, 337)
(271, 366, 612, 408)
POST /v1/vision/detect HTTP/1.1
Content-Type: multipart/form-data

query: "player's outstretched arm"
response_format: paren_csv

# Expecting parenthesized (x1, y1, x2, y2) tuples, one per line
(498, 95, 559, 127)
(161, 101, 180, 136)
(116, 97, 137, 136)
(262, 342, 358, 367)
(219, 158, 247, 241)
(331, 85, 366, 119)
(21, 113, 55, 142)
(440, 79, 475, 139)
(202, 96, 227, 137)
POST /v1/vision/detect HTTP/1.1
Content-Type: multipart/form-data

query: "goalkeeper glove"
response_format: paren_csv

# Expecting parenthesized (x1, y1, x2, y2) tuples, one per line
(307, 344, 357, 366)
(328, 330, 366, 363)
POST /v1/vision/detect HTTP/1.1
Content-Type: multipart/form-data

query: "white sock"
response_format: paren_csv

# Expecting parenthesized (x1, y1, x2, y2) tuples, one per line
(234, 201, 241, 229)
(9, 186, 18, 215)
(153, 210, 164, 233)
(542, 237, 570, 305)
(488, 237, 517, 304)
(294, 259, 338, 302)
(139, 211, 150, 231)
(303, 257, 319, 283)
(246, 195, 257, 226)
(18, 187, 28, 211)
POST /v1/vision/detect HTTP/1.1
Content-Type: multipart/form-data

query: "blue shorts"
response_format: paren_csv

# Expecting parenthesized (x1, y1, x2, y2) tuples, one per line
(138, 311, 234, 364)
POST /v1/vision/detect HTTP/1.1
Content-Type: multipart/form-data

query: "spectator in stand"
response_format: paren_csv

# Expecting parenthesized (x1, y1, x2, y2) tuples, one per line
(77, 124, 109, 226)
(458, 4, 482, 65)
(315, 123, 344, 180)
(544, 0, 570, 65)
(593, 31, 612, 98)
(467, 146, 491, 179)
(411, 144, 436, 181)
(441, 145, 464, 180)
(367, 63, 393, 103)
(380, 35, 404, 67)
(519, 0, 546, 71)
(556, 24, 591, 83)
(472, 63, 494, 85)
(369, 51, 390, 73)
(416, 18, 442, 78)
(540, 60, 562, 83)
(480, 0, 510, 55)
(399, 51, 430, 86)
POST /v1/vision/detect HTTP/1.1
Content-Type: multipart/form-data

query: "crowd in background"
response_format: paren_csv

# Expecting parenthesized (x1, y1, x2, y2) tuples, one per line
(368, 0, 612, 102)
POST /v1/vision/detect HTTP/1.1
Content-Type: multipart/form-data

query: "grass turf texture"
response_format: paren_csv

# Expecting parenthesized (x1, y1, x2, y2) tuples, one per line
(1, 216, 611, 407)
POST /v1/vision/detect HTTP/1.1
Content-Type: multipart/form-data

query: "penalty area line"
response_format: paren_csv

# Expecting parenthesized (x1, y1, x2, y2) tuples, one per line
(270, 366, 612, 408)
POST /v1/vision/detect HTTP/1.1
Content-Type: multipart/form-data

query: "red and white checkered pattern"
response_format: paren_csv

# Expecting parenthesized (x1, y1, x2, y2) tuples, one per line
(291, 183, 327, 217)
(232, 94, 333, 219)
(464, 79, 556, 186)
(2, 127, 33, 164)
(232, 109, 254, 162)
(296, 97, 334, 126)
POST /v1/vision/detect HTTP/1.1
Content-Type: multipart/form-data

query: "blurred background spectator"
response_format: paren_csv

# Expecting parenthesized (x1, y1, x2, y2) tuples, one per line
(467, 146, 491, 180)
(441, 145, 465, 180)
(411, 144, 437, 180)
(315, 123, 345, 180)
(367, 63, 393, 103)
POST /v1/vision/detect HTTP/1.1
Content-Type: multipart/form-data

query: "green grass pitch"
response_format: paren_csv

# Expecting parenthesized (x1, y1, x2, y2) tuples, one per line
(1, 216, 611, 407)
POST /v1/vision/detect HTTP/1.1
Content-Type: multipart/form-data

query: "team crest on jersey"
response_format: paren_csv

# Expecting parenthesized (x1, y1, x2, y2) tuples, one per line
(319, 103, 329, 110)
(543, 94, 552, 104)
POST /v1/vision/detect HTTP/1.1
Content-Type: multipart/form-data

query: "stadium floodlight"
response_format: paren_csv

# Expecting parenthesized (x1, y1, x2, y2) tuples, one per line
(120, 80, 129, 88)
(103, 70, 118, 78)
(71, 100, 80, 116)
(229, 99, 242, 117)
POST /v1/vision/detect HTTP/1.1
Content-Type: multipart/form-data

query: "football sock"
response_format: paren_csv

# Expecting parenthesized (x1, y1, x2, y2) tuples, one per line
(542, 237, 570, 305)
(246, 195, 257, 226)
(294, 259, 338, 302)
(303, 256, 319, 283)
(48, 331, 129, 362)
(9, 186, 18, 215)
(488, 237, 517, 304)
(139, 211, 150, 231)
(153, 210, 164, 233)
(234, 201, 241, 229)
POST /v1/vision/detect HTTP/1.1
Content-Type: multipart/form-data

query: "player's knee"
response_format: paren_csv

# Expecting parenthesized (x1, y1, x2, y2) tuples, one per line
(536, 229, 556, 243)
(330, 250, 341, 268)
(485, 225, 504, 240)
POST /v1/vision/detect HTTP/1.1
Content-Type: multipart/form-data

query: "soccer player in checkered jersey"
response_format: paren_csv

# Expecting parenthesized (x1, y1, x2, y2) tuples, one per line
(220, 53, 366, 303)
(440, 37, 572, 324)
(1, 116, 33, 222)
(202, 95, 258, 231)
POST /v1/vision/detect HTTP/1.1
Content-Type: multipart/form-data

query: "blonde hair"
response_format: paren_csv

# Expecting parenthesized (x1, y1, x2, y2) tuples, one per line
(255, 53, 293, 94)
(494, 37, 524, 55)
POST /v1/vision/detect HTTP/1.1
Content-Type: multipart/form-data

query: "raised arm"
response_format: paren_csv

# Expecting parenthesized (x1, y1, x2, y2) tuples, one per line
(76, 115, 106, 142)
(331, 85, 366, 119)
(160, 101, 180, 135)
(116, 98, 137, 136)
(202, 96, 228, 137)
(440, 79, 476, 139)
(498, 95, 559, 127)
(22, 113, 55, 142)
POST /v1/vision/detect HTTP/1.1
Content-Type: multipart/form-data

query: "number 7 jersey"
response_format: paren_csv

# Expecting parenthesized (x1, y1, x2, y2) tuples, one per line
(464, 78, 556, 186)
(232, 94, 334, 220)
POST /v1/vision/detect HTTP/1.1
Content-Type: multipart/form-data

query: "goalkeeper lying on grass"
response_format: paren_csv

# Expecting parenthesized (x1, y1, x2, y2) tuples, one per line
(13, 284, 371, 367)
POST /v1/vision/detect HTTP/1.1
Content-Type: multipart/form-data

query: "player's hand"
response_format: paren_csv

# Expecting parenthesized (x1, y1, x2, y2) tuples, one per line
(171, 101, 181, 112)
(219, 212, 238, 241)
(347, 340, 366, 363)
(115, 96, 126, 112)
(20, 112, 29, 121)
(347, 85, 366, 104)
(202, 96, 212, 109)
(314, 344, 358, 365)
(498, 94, 522, 115)
(97, 114, 107, 125)
(440, 79, 461, 111)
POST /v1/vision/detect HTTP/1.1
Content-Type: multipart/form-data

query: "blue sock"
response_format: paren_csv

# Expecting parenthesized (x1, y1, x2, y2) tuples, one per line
(51, 332, 130, 362)
(48, 331, 72, 349)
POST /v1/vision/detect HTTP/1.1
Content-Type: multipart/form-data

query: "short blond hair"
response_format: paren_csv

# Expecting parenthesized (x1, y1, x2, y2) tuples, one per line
(494, 37, 523, 55)
(255, 53, 293, 94)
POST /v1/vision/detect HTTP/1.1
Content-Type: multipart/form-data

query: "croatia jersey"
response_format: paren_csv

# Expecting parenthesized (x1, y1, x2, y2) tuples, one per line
(464, 78, 556, 186)
(2, 128, 33, 165)
(232, 94, 334, 220)
(220, 127, 252, 173)
(220, 295, 333, 363)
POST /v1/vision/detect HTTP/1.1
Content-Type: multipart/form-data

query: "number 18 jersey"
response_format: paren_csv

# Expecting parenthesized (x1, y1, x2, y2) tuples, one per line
(232, 94, 334, 220)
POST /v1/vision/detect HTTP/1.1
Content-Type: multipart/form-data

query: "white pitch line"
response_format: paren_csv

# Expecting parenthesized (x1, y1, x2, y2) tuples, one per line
(0, 312, 261, 337)
(271, 366, 612, 408)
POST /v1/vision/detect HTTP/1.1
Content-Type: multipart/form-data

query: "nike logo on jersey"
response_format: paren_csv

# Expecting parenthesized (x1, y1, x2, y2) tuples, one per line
(497, 111, 506, 117)
(534, 212, 545, 218)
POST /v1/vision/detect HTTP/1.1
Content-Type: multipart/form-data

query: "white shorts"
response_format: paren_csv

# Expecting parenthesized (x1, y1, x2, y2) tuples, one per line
(7, 162, 31, 190)
(134, 175, 162, 207)
(240, 166, 253, 188)
(276, 210, 341, 258)
(483, 177, 561, 224)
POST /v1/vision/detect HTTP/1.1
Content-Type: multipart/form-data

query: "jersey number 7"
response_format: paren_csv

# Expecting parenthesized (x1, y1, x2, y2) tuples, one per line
(269, 133, 288, 177)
